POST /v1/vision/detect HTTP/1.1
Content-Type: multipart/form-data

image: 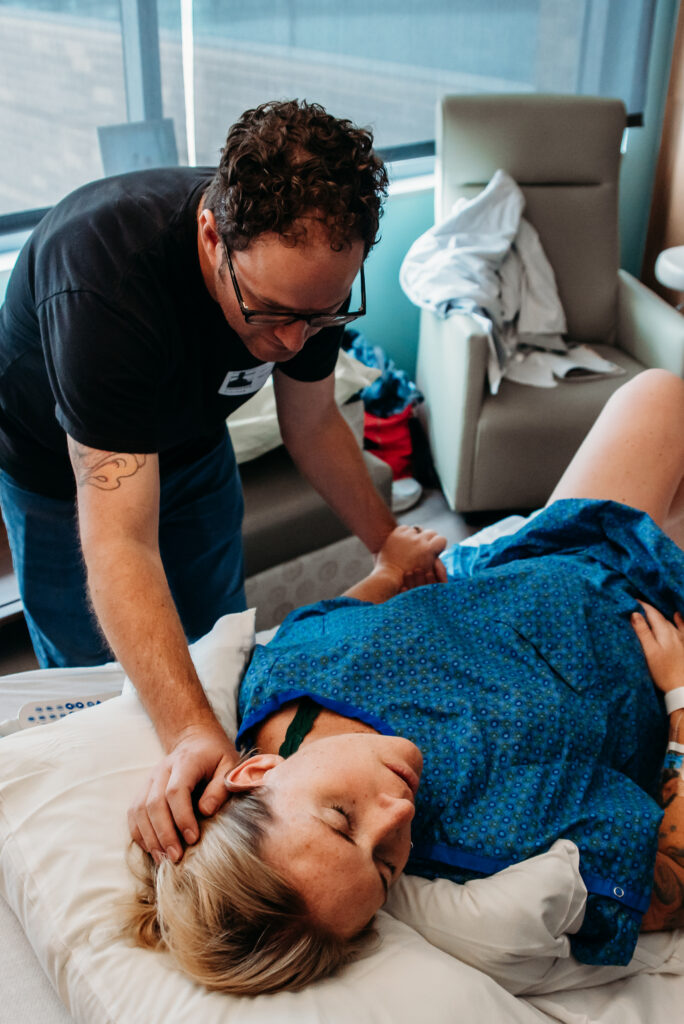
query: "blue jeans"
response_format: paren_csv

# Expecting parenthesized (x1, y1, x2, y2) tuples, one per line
(0, 431, 246, 667)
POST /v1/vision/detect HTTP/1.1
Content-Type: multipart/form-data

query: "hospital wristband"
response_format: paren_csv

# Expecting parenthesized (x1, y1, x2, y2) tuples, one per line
(664, 687, 684, 715)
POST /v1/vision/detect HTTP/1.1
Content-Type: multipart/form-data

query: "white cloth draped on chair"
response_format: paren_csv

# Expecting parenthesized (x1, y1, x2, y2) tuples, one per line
(402, 169, 623, 392)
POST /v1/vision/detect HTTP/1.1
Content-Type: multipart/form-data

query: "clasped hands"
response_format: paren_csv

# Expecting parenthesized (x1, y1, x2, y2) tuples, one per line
(373, 523, 448, 591)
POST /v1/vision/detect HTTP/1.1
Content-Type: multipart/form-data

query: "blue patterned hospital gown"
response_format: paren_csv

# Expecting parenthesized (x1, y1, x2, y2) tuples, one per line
(237, 499, 679, 966)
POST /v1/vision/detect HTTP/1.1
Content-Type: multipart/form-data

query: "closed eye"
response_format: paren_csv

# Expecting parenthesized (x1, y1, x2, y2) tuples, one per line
(328, 806, 392, 897)
(332, 804, 354, 831)
(379, 857, 396, 878)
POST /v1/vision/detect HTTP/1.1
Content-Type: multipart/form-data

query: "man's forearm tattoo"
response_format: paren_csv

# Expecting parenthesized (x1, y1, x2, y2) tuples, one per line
(68, 440, 147, 491)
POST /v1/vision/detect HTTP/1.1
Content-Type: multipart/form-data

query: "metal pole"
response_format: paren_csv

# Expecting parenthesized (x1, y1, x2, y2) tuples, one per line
(119, 0, 163, 123)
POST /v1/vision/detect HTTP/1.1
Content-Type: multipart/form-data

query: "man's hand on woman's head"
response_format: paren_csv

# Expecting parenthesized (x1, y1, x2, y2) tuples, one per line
(375, 524, 447, 589)
(631, 601, 684, 695)
(128, 724, 240, 863)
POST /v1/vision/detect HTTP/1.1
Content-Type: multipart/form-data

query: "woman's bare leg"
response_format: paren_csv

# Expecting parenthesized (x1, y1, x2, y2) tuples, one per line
(548, 370, 684, 540)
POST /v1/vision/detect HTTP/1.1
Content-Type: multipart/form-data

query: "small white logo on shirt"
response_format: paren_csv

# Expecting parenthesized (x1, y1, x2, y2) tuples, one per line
(218, 362, 275, 396)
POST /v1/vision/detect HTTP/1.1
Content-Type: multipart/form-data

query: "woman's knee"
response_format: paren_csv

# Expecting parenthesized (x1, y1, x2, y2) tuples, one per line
(610, 368, 684, 409)
(604, 369, 684, 432)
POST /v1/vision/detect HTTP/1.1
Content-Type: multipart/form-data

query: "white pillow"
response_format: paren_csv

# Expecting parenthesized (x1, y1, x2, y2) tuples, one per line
(385, 840, 586, 994)
(0, 609, 548, 1024)
(385, 851, 684, 996)
(228, 349, 380, 464)
(118, 609, 255, 736)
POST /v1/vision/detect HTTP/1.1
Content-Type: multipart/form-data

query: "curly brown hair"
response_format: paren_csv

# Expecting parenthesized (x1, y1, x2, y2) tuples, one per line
(203, 99, 388, 256)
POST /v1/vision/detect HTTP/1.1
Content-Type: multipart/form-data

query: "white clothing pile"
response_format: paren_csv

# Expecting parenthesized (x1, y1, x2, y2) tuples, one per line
(399, 169, 624, 392)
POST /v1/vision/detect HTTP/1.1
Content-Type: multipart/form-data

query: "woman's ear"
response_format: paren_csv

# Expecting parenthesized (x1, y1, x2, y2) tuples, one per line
(225, 753, 283, 792)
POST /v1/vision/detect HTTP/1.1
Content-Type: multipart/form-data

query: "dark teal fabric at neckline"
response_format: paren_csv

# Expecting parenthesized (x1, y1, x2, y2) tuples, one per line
(278, 697, 322, 758)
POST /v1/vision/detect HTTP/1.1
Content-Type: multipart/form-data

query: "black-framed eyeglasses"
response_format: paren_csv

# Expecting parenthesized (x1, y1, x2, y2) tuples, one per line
(225, 249, 366, 328)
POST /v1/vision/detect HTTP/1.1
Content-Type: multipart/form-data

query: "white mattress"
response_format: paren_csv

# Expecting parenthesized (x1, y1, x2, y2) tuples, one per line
(1, 896, 72, 1024)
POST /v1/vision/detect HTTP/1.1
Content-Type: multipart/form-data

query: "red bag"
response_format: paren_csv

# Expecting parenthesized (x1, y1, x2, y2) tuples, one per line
(363, 405, 414, 480)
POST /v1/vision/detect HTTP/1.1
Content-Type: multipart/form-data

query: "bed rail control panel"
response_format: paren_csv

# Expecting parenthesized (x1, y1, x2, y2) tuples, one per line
(17, 692, 121, 729)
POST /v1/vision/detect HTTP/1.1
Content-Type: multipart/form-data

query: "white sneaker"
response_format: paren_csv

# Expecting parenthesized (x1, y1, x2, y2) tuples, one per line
(391, 477, 423, 513)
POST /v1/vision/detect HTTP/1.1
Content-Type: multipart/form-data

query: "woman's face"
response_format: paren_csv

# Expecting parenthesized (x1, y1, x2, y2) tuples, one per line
(226, 733, 422, 936)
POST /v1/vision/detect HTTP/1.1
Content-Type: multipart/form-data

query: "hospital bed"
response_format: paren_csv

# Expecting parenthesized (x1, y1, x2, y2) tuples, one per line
(2, 511, 683, 1024)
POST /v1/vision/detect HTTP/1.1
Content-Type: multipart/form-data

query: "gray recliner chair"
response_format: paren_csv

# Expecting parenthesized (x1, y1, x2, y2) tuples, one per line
(416, 94, 684, 513)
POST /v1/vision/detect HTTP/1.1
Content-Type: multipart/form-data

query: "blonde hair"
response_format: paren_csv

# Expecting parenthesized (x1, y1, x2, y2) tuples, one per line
(122, 788, 376, 994)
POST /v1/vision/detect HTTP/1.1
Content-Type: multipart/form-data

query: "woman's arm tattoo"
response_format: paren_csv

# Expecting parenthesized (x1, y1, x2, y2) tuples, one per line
(642, 712, 684, 931)
(67, 439, 147, 491)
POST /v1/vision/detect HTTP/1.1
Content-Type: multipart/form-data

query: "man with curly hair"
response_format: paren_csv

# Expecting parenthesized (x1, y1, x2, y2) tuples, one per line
(0, 100, 415, 855)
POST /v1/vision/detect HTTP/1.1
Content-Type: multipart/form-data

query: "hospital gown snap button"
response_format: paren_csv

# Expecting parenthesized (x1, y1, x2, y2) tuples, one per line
(613, 886, 624, 898)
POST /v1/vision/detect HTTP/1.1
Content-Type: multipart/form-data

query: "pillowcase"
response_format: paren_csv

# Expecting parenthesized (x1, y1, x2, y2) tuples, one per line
(227, 349, 380, 464)
(2, 607, 676, 1022)
(118, 609, 254, 736)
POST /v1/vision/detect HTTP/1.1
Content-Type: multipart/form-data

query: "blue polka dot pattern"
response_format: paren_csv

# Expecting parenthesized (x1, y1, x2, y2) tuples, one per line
(238, 500, 677, 967)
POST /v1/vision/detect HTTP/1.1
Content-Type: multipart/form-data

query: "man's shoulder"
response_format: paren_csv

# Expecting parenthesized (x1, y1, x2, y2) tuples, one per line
(40, 166, 214, 247)
(61, 165, 213, 209)
(24, 167, 215, 307)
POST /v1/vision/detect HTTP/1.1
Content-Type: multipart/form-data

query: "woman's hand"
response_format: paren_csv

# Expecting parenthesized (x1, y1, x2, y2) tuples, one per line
(400, 567, 438, 591)
(344, 525, 447, 603)
(631, 602, 684, 695)
(375, 525, 448, 587)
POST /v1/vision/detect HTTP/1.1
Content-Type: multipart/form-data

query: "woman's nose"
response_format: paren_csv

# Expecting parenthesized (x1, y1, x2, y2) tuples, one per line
(376, 794, 415, 837)
(271, 319, 311, 352)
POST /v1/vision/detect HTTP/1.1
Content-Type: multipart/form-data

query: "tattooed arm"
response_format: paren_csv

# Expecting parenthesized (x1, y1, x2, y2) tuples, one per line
(631, 604, 684, 930)
(67, 437, 239, 862)
(641, 704, 684, 931)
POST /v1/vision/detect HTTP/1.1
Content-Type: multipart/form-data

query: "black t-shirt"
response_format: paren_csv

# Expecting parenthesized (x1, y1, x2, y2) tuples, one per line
(0, 167, 343, 498)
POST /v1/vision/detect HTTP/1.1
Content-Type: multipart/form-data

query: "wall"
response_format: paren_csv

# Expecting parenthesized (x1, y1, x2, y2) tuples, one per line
(362, 183, 434, 381)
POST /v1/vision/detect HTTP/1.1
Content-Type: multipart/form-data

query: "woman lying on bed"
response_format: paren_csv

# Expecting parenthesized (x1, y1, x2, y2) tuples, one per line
(126, 368, 684, 995)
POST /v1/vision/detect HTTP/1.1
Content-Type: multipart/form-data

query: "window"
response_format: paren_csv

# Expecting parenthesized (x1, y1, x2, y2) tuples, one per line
(185, 0, 655, 166)
(0, 0, 658, 226)
(1, 2, 125, 218)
